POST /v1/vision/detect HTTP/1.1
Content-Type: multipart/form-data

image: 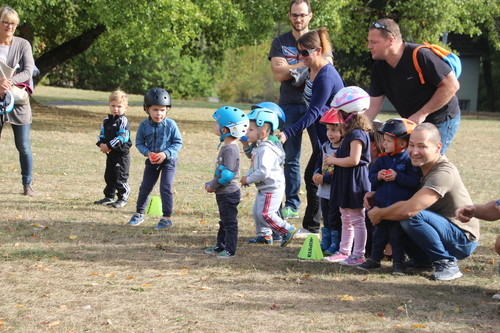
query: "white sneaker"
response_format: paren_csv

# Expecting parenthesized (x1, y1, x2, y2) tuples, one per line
(293, 228, 313, 239)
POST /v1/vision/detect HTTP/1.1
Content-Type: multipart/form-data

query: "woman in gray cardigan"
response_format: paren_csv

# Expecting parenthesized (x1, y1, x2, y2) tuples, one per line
(0, 6, 36, 196)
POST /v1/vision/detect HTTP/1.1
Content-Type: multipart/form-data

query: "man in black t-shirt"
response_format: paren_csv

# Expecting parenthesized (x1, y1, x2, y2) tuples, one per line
(366, 18, 461, 153)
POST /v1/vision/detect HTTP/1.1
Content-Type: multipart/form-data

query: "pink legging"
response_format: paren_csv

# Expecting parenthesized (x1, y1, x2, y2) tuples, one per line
(339, 208, 367, 258)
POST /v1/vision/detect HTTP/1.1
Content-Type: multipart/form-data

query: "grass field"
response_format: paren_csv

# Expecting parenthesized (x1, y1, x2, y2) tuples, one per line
(0, 87, 500, 332)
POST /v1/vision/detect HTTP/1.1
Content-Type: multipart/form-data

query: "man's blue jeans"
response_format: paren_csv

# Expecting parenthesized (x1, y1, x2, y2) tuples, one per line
(8, 123, 33, 186)
(400, 209, 477, 263)
(434, 113, 460, 154)
(280, 103, 316, 211)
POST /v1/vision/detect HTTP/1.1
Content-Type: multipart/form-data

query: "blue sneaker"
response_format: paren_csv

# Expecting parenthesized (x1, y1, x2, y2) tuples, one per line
(127, 213, 144, 226)
(154, 218, 173, 229)
(248, 236, 273, 244)
(272, 234, 283, 242)
(280, 226, 297, 247)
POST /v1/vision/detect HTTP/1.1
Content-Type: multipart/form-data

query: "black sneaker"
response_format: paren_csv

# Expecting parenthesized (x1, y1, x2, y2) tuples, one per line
(94, 197, 114, 205)
(429, 260, 463, 281)
(403, 259, 433, 271)
(111, 199, 127, 208)
(392, 262, 406, 276)
(204, 246, 224, 254)
(357, 259, 381, 271)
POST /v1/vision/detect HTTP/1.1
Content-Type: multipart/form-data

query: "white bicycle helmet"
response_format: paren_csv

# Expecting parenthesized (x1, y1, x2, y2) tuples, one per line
(331, 86, 370, 114)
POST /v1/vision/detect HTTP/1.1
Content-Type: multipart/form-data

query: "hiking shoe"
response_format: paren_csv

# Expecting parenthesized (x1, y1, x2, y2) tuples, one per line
(94, 197, 114, 205)
(339, 255, 365, 266)
(429, 260, 463, 281)
(280, 226, 297, 247)
(154, 218, 173, 229)
(216, 250, 235, 258)
(392, 262, 406, 276)
(282, 207, 299, 219)
(204, 246, 224, 254)
(358, 259, 382, 271)
(111, 199, 127, 208)
(248, 236, 273, 245)
(127, 213, 144, 226)
(324, 251, 349, 263)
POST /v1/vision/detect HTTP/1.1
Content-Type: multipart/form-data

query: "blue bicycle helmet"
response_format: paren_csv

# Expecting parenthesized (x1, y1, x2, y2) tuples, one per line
(212, 106, 249, 139)
(252, 102, 285, 129)
(0, 90, 15, 115)
(247, 108, 279, 132)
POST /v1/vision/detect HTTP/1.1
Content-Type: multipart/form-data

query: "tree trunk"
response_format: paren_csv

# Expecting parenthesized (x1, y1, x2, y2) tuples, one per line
(33, 24, 106, 85)
(482, 52, 495, 112)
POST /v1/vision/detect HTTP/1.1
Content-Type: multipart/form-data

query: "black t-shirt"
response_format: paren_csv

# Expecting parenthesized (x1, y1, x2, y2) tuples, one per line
(369, 42, 460, 124)
(268, 31, 305, 105)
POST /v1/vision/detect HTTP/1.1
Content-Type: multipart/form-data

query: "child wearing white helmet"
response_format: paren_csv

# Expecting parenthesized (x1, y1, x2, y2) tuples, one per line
(127, 88, 183, 229)
(358, 118, 421, 275)
(204, 106, 249, 258)
(323, 86, 372, 266)
(241, 108, 297, 247)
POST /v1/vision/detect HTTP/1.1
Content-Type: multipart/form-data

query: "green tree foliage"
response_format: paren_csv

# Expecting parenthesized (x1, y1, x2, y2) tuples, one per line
(4, 0, 500, 104)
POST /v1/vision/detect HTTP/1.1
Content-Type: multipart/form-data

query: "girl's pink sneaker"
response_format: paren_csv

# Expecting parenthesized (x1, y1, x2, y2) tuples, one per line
(324, 252, 349, 263)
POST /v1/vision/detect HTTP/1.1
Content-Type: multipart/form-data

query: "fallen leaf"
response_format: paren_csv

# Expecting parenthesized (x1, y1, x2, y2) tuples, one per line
(48, 321, 60, 327)
(362, 277, 369, 281)
(59, 304, 67, 310)
(238, 294, 244, 297)
(376, 313, 384, 317)
(397, 306, 405, 311)
(125, 276, 134, 279)
(296, 278, 303, 284)
(303, 274, 311, 278)
(490, 258, 495, 265)
(143, 284, 151, 287)
(393, 324, 404, 328)
(131, 287, 144, 292)
(435, 313, 442, 316)
(88, 273, 100, 276)
(104, 273, 116, 278)
(199, 286, 212, 290)
(0, 320, 4, 328)
(411, 324, 426, 328)
(454, 308, 460, 313)
(13, 304, 25, 308)
(80, 305, 92, 309)
(69, 235, 78, 240)
(270, 304, 277, 310)
(200, 276, 209, 281)
(339, 295, 354, 301)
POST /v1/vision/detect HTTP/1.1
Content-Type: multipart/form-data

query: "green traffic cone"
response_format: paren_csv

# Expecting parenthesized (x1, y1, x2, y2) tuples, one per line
(298, 234, 324, 260)
(145, 196, 162, 216)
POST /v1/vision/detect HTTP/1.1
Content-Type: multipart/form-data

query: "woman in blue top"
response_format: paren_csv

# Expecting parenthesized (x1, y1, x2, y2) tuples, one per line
(278, 27, 344, 235)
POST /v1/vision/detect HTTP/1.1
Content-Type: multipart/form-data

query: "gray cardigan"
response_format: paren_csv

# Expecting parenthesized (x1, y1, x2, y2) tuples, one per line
(5, 36, 34, 125)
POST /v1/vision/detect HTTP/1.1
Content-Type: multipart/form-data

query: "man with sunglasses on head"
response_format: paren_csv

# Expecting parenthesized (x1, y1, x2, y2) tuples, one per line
(366, 18, 460, 154)
(268, 0, 333, 238)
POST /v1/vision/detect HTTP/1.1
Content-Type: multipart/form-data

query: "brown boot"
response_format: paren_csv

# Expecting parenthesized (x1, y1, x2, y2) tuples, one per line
(23, 184, 37, 197)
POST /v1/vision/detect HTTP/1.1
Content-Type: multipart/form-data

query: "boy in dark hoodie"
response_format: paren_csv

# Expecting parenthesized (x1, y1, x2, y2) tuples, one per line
(358, 118, 421, 275)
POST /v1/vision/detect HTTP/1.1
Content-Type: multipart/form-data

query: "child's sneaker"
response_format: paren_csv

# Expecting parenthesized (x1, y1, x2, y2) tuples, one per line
(216, 250, 235, 258)
(204, 246, 224, 254)
(282, 207, 299, 219)
(280, 226, 297, 247)
(272, 234, 283, 243)
(111, 199, 127, 208)
(127, 213, 144, 226)
(248, 236, 273, 245)
(339, 255, 365, 266)
(324, 251, 349, 263)
(94, 197, 114, 205)
(392, 262, 406, 276)
(154, 218, 173, 229)
(357, 259, 382, 271)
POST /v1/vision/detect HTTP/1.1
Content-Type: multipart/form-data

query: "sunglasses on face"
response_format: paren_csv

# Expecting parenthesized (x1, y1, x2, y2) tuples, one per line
(297, 48, 317, 57)
(371, 22, 394, 37)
